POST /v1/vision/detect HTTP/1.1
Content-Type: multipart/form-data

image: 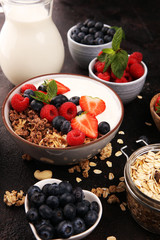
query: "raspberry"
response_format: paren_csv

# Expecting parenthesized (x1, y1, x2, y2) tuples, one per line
(67, 129, 85, 146)
(21, 84, 37, 93)
(111, 71, 117, 80)
(129, 63, 144, 79)
(130, 52, 143, 63)
(11, 93, 30, 112)
(127, 57, 138, 67)
(115, 77, 128, 83)
(97, 72, 110, 81)
(123, 71, 133, 82)
(94, 61, 105, 72)
(59, 102, 77, 121)
(40, 104, 58, 122)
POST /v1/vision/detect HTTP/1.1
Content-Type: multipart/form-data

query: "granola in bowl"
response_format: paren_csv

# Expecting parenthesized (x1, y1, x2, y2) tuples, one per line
(2, 73, 123, 165)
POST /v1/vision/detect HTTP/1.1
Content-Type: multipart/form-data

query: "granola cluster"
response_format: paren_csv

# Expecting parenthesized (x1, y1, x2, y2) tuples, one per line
(4, 190, 25, 207)
(130, 151, 160, 201)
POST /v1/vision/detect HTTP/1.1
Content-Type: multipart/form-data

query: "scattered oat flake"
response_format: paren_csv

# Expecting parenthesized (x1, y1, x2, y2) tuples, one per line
(89, 162, 97, 167)
(115, 151, 122, 157)
(93, 169, 102, 174)
(119, 176, 125, 182)
(106, 161, 112, 167)
(120, 203, 126, 211)
(107, 236, 117, 240)
(137, 95, 143, 99)
(109, 172, 114, 180)
(145, 122, 152, 126)
(118, 131, 125, 135)
(117, 139, 124, 144)
(76, 177, 82, 183)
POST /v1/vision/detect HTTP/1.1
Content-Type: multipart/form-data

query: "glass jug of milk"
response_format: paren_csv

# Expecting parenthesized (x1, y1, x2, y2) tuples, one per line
(0, 0, 65, 85)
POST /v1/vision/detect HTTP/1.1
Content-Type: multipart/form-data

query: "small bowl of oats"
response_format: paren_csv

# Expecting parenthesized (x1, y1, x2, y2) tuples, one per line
(124, 143, 160, 234)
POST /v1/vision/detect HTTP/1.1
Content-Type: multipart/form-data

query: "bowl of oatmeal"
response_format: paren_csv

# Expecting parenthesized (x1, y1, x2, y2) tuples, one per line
(2, 73, 124, 165)
(124, 143, 160, 234)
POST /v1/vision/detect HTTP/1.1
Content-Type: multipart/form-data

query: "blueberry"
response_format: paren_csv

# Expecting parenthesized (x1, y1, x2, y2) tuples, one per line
(71, 27, 80, 35)
(27, 185, 41, 200)
(87, 20, 96, 28)
(104, 35, 112, 43)
(81, 26, 89, 34)
(38, 224, 55, 240)
(89, 27, 97, 34)
(63, 203, 76, 220)
(51, 208, 64, 225)
(26, 208, 39, 223)
(30, 99, 44, 111)
(98, 121, 110, 134)
(23, 89, 35, 102)
(84, 34, 94, 45)
(59, 181, 73, 194)
(72, 217, 86, 234)
(35, 219, 51, 231)
(42, 184, 51, 196)
(56, 220, 73, 238)
(52, 116, 66, 131)
(39, 204, 53, 219)
(38, 84, 47, 92)
(94, 37, 104, 45)
(71, 33, 81, 43)
(90, 201, 99, 213)
(73, 187, 84, 202)
(48, 183, 60, 196)
(107, 28, 116, 36)
(59, 193, 75, 207)
(82, 199, 90, 208)
(60, 120, 71, 135)
(77, 110, 84, 116)
(46, 195, 59, 209)
(78, 31, 85, 40)
(94, 31, 103, 39)
(76, 22, 84, 29)
(69, 96, 80, 106)
(102, 26, 109, 33)
(84, 210, 98, 227)
(84, 19, 91, 26)
(76, 201, 89, 217)
(50, 94, 68, 108)
(30, 192, 45, 207)
(95, 22, 103, 30)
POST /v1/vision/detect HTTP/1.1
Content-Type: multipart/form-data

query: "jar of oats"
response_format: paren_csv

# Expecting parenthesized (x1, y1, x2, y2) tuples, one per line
(124, 144, 160, 234)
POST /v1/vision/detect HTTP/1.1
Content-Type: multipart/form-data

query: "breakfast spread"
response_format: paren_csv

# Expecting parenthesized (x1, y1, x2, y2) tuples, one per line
(26, 181, 100, 239)
(9, 79, 112, 147)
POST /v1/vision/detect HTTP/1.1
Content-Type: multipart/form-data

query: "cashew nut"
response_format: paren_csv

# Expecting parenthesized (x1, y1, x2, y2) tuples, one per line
(34, 170, 52, 180)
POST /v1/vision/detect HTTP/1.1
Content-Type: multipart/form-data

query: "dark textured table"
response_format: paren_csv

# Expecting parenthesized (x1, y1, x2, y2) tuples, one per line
(0, 0, 160, 239)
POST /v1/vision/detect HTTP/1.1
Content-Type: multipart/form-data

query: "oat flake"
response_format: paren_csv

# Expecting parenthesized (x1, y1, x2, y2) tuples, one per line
(137, 95, 143, 99)
(109, 172, 114, 180)
(118, 131, 125, 135)
(89, 162, 97, 167)
(107, 237, 117, 240)
(93, 169, 102, 174)
(117, 139, 124, 144)
(106, 161, 112, 167)
(145, 122, 152, 126)
(115, 151, 122, 157)
(76, 177, 82, 183)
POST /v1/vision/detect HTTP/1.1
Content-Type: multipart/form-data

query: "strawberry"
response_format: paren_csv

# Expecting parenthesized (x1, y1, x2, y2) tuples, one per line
(155, 96, 160, 116)
(71, 112, 98, 139)
(48, 80, 70, 95)
(79, 96, 106, 116)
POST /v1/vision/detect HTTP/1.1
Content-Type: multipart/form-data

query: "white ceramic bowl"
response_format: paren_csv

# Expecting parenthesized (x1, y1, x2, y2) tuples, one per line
(89, 58, 148, 104)
(24, 178, 103, 240)
(2, 73, 124, 165)
(67, 24, 112, 69)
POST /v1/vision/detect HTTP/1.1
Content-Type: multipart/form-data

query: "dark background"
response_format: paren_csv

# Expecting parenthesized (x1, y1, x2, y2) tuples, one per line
(0, 0, 160, 239)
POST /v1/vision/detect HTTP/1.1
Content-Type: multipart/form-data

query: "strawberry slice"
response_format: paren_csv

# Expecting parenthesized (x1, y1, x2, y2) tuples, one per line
(79, 96, 106, 116)
(55, 80, 70, 95)
(71, 112, 98, 139)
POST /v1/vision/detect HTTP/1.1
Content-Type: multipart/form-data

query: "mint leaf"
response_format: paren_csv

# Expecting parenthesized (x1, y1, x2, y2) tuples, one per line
(47, 80, 57, 100)
(103, 54, 116, 72)
(112, 27, 123, 51)
(31, 91, 50, 104)
(97, 52, 106, 62)
(111, 49, 128, 79)
(111, 26, 125, 39)
(102, 48, 115, 55)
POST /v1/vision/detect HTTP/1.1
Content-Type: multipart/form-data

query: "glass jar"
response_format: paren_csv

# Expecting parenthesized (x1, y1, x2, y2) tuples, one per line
(124, 143, 160, 234)
(0, 0, 64, 85)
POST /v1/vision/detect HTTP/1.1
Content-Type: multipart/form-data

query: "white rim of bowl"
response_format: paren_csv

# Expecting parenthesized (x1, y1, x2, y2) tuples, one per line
(88, 57, 148, 86)
(24, 178, 103, 240)
(67, 24, 112, 48)
(2, 73, 124, 151)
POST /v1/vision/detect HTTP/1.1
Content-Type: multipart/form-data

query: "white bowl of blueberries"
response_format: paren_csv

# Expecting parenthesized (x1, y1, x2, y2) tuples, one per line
(25, 178, 102, 240)
(67, 19, 115, 69)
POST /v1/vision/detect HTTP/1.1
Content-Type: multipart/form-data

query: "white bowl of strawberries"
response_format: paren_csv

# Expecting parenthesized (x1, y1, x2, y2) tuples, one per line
(2, 73, 123, 165)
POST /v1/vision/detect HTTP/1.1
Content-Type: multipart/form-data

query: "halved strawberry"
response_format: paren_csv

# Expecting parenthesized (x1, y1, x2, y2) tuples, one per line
(79, 96, 106, 116)
(48, 79, 70, 95)
(71, 112, 98, 139)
